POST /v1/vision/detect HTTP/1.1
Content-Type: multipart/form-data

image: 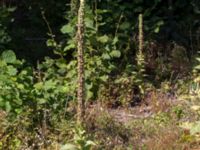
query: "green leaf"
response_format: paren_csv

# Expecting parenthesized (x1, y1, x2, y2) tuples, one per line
(5, 101, 11, 112)
(46, 39, 57, 47)
(85, 83, 93, 90)
(110, 50, 121, 58)
(112, 37, 118, 45)
(38, 98, 47, 104)
(97, 35, 109, 43)
(44, 80, 56, 90)
(86, 90, 93, 100)
(85, 17, 94, 29)
(16, 83, 24, 89)
(7, 66, 17, 76)
(102, 53, 111, 60)
(61, 24, 74, 34)
(154, 20, 164, 33)
(1, 50, 16, 63)
(85, 83, 93, 100)
(100, 75, 108, 82)
(64, 43, 75, 51)
(196, 58, 200, 62)
(119, 22, 130, 30)
(154, 27, 160, 33)
(195, 65, 200, 70)
(14, 108, 22, 114)
(34, 82, 43, 90)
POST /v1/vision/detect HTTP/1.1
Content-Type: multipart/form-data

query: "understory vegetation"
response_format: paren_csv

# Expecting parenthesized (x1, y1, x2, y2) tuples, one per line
(0, 0, 200, 149)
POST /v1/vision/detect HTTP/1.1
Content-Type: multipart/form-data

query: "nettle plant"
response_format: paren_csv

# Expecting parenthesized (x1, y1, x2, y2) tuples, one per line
(0, 50, 72, 123)
(0, 50, 32, 115)
(0, 50, 75, 148)
(33, 57, 74, 120)
(47, 4, 122, 101)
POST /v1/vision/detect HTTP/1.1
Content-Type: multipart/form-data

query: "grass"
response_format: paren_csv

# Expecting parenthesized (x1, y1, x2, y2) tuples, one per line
(1, 88, 200, 150)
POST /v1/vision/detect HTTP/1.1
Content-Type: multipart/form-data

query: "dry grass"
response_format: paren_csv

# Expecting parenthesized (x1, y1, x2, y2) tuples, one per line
(144, 127, 182, 150)
(1, 91, 199, 149)
(83, 93, 200, 150)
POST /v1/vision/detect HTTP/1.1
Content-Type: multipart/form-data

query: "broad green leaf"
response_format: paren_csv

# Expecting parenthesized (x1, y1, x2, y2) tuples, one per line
(34, 82, 43, 90)
(97, 35, 109, 43)
(85, 83, 93, 100)
(46, 39, 57, 47)
(61, 86, 69, 93)
(100, 75, 108, 82)
(13, 98, 22, 105)
(5, 101, 11, 112)
(154, 27, 160, 33)
(154, 20, 164, 33)
(0, 75, 8, 82)
(38, 98, 47, 104)
(85, 17, 94, 29)
(64, 43, 75, 51)
(61, 24, 74, 34)
(14, 108, 22, 114)
(98, 22, 106, 26)
(85, 70, 92, 78)
(86, 90, 93, 100)
(110, 50, 121, 58)
(7, 65, 17, 76)
(102, 53, 111, 60)
(85, 83, 93, 90)
(1, 50, 16, 63)
(112, 37, 118, 45)
(16, 83, 24, 89)
(119, 22, 130, 30)
(0, 60, 6, 67)
(96, 59, 102, 66)
(44, 80, 56, 90)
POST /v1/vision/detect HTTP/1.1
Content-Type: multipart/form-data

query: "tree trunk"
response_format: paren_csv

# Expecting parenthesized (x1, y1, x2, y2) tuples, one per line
(76, 0, 85, 124)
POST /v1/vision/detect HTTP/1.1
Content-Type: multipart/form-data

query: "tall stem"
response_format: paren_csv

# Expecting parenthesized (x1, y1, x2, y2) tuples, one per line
(77, 0, 85, 124)
(138, 14, 143, 56)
